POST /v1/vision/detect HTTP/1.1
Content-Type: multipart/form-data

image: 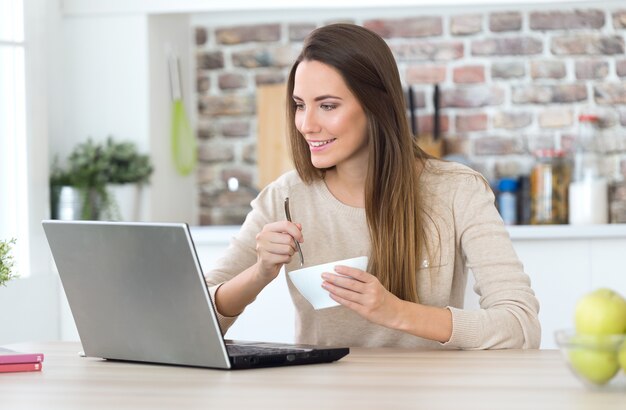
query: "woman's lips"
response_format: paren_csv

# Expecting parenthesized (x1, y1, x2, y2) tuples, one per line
(307, 138, 336, 152)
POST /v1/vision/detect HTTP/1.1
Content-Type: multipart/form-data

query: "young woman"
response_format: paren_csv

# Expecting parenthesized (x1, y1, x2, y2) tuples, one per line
(205, 23, 540, 349)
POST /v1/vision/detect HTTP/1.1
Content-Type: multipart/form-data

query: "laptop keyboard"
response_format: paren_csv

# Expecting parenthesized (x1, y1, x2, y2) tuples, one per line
(226, 343, 311, 357)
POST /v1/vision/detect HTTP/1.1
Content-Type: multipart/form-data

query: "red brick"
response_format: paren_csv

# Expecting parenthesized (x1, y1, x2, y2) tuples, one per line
(218, 73, 247, 90)
(232, 46, 295, 68)
(530, 10, 604, 30)
(594, 83, 626, 105)
(551, 34, 625, 55)
(391, 41, 464, 61)
(615, 60, 626, 78)
(364, 17, 443, 38)
(614, 10, 626, 29)
(453, 65, 485, 84)
(450, 14, 482, 36)
(197, 120, 217, 140)
(441, 86, 505, 108)
(456, 113, 488, 132)
(512, 84, 587, 104)
(197, 51, 224, 70)
(493, 112, 532, 129)
(472, 37, 542, 56)
(195, 27, 207, 46)
(530, 60, 566, 79)
(490, 11, 522, 32)
(216, 24, 280, 45)
(198, 95, 255, 116)
(492, 62, 525, 79)
(255, 71, 286, 85)
(197, 73, 210, 93)
(575, 60, 609, 79)
(197, 142, 235, 163)
(221, 121, 250, 138)
(538, 108, 574, 128)
(406, 65, 447, 84)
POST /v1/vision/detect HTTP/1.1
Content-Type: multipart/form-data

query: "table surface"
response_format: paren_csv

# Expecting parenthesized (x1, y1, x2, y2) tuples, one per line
(1, 342, 624, 409)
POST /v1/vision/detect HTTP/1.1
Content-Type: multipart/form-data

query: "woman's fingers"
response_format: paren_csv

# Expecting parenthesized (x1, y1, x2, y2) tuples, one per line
(255, 221, 304, 279)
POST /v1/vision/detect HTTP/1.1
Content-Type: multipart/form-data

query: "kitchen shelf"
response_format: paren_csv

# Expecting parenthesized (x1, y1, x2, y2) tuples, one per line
(508, 224, 626, 240)
(190, 224, 626, 245)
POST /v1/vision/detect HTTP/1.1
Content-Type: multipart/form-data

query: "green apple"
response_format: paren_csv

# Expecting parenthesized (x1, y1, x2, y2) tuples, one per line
(575, 288, 626, 335)
(569, 347, 619, 385)
(619, 342, 626, 372)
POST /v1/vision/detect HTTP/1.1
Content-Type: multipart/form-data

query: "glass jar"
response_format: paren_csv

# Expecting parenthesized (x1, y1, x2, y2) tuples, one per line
(569, 114, 608, 225)
(497, 178, 518, 226)
(530, 149, 572, 225)
(609, 180, 626, 223)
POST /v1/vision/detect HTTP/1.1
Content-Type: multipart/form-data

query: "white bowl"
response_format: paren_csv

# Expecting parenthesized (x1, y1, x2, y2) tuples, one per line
(288, 256, 368, 310)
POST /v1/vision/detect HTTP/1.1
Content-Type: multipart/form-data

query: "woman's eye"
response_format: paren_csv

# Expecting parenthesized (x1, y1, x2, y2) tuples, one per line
(294, 103, 304, 111)
(320, 104, 336, 111)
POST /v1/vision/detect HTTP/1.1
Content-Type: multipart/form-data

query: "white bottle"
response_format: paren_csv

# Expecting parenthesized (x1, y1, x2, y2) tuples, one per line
(568, 115, 608, 225)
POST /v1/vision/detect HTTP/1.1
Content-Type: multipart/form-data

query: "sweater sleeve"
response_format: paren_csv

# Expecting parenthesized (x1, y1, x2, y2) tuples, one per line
(443, 173, 541, 349)
(204, 180, 286, 334)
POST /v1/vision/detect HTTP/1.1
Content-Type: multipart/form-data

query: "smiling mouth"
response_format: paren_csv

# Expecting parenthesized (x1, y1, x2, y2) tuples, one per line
(308, 138, 336, 148)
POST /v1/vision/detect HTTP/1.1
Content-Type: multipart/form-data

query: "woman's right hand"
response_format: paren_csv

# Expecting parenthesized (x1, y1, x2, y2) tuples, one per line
(255, 221, 303, 282)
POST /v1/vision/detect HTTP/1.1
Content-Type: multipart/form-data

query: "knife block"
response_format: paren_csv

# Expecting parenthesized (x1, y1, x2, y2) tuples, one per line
(417, 134, 444, 158)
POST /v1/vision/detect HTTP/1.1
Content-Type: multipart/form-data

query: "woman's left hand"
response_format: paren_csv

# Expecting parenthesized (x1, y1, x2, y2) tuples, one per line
(321, 265, 404, 329)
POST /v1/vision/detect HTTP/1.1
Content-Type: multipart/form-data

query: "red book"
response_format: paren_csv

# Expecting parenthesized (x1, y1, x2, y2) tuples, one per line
(0, 347, 44, 365)
(0, 362, 42, 373)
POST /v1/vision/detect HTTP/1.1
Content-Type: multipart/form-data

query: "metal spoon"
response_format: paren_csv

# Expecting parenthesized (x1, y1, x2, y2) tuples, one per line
(284, 197, 304, 267)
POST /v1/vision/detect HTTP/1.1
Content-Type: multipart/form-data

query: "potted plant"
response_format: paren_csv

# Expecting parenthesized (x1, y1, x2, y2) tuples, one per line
(103, 138, 154, 221)
(50, 137, 153, 221)
(0, 238, 17, 287)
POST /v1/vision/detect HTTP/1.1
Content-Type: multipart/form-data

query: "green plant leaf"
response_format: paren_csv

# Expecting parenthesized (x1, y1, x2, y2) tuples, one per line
(0, 238, 18, 287)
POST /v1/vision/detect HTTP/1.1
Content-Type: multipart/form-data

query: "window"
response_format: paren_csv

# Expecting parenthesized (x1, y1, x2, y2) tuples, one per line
(0, 0, 29, 277)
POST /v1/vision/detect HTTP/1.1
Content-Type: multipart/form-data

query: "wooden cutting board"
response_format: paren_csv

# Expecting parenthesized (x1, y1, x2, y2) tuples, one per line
(256, 83, 293, 189)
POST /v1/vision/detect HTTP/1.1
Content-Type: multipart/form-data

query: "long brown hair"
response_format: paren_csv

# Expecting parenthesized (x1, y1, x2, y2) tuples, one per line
(286, 23, 429, 303)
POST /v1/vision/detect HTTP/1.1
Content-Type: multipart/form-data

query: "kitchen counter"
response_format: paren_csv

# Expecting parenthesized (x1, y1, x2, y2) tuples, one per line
(190, 224, 626, 244)
(1, 341, 624, 409)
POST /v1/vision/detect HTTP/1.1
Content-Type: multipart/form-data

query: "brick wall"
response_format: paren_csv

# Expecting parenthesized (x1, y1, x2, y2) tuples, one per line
(194, 7, 626, 225)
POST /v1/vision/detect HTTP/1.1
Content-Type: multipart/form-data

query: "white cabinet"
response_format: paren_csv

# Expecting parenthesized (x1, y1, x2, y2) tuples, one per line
(191, 225, 626, 349)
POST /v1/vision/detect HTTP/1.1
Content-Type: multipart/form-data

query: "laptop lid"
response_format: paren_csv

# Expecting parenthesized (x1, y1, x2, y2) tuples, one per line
(42, 220, 232, 369)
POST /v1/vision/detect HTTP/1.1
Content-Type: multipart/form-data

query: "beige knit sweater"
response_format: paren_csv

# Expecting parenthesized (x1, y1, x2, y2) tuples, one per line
(205, 160, 541, 349)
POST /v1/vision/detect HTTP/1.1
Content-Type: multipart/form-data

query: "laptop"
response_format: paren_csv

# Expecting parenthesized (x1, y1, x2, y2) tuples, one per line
(42, 220, 349, 369)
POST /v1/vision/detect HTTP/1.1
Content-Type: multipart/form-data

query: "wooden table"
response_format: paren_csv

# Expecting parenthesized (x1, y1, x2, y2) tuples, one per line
(1, 342, 624, 409)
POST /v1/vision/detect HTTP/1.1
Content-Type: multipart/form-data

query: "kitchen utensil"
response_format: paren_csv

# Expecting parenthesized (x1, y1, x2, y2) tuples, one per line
(168, 52, 197, 176)
(417, 84, 443, 157)
(284, 197, 304, 267)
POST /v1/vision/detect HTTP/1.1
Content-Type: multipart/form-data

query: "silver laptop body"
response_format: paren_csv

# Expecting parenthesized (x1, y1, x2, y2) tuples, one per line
(43, 220, 232, 368)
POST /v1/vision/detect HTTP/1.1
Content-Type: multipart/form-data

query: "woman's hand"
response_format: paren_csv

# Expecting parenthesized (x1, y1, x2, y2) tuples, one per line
(255, 221, 303, 282)
(321, 266, 404, 329)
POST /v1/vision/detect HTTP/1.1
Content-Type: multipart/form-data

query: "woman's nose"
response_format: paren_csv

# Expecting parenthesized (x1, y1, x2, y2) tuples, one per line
(298, 108, 321, 134)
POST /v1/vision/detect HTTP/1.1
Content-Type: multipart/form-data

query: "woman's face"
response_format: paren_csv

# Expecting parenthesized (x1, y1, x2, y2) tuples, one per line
(292, 60, 369, 171)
